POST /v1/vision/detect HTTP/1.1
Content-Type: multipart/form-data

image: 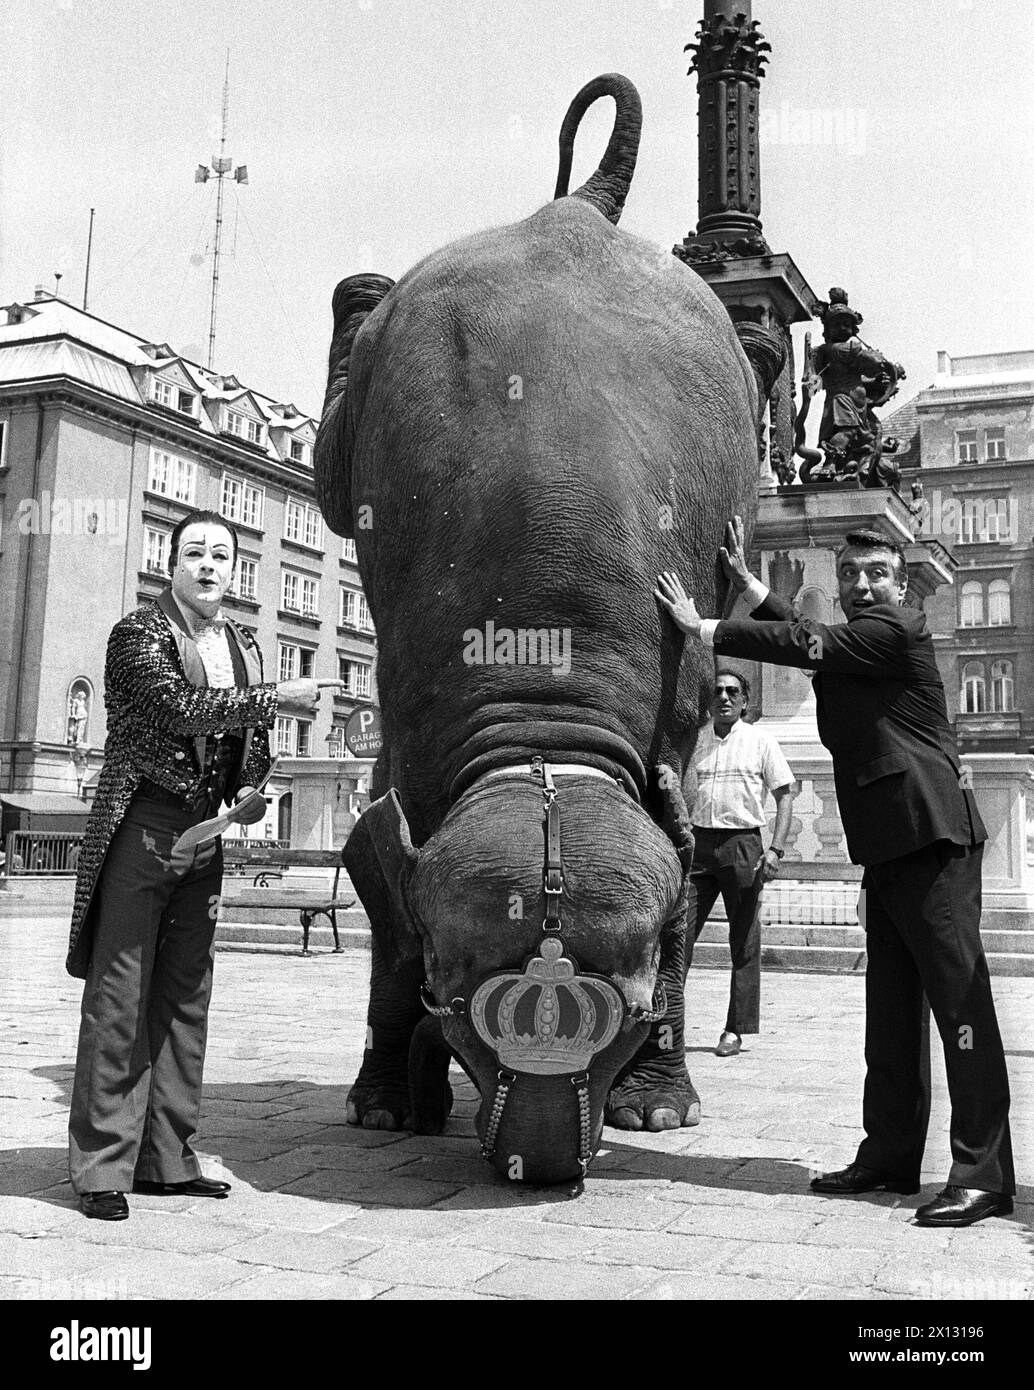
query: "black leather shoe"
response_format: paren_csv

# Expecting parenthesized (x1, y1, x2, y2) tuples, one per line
(914, 1186, 1013, 1227)
(80, 1190, 129, 1220)
(810, 1162, 919, 1196)
(132, 1177, 231, 1198)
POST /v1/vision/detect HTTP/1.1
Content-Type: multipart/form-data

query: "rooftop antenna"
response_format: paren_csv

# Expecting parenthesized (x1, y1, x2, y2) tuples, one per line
(194, 51, 248, 370)
(53, 271, 63, 298)
(83, 208, 96, 311)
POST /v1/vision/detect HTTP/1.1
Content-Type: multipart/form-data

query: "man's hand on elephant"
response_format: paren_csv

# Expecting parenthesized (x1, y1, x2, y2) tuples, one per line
(718, 515, 754, 593)
(655, 572, 702, 636)
(276, 677, 345, 712)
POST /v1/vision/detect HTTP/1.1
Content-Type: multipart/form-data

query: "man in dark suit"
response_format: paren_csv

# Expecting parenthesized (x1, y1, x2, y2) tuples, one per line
(67, 510, 338, 1220)
(656, 521, 1014, 1227)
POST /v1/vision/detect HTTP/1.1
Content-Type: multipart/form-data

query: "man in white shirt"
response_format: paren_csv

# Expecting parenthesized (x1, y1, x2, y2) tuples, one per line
(686, 669, 795, 1056)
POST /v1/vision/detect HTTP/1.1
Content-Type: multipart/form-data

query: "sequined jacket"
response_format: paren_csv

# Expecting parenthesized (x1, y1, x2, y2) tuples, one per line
(66, 588, 279, 978)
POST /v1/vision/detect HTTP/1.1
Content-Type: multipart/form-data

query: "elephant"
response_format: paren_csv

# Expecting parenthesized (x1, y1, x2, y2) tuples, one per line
(314, 73, 785, 1184)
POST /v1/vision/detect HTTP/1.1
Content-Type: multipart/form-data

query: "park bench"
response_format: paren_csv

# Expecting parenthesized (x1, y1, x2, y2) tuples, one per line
(220, 845, 356, 955)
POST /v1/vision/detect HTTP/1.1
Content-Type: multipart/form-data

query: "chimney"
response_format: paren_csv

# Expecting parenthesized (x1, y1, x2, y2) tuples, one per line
(33, 285, 48, 301)
(936, 350, 950, 375)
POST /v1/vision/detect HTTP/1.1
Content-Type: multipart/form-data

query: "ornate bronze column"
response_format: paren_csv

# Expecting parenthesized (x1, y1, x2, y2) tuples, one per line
(690, 0, 770, 252)
(674, 2, 818, 482)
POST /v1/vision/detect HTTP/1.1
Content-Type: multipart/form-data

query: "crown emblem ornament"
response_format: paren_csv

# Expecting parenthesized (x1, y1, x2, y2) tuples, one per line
(469, 936, 626, 1076)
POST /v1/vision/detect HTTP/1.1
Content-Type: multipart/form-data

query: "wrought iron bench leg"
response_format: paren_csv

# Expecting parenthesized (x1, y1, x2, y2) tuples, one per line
(300, 909, 314, 956)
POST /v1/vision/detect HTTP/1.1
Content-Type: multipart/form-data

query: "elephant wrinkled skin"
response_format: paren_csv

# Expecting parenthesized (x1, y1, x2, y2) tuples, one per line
(315, 74, 784, 1183)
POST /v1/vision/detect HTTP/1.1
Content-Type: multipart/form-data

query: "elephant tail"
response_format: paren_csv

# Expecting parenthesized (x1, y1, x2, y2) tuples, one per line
(553, 73, 642, 226)
(315, 272, 395, 537)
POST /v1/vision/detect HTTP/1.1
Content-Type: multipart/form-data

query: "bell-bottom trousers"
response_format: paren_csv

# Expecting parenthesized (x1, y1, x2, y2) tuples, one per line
(68, 796, 223, 1194)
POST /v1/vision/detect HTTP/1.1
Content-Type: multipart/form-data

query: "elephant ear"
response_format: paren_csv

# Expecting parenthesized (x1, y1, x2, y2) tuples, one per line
(341, 788, 422, 968)
(314, 272, 395, 538)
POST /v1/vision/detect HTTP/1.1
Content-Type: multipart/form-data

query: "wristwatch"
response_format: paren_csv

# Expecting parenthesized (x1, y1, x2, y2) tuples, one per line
(769, 846, 785, 859)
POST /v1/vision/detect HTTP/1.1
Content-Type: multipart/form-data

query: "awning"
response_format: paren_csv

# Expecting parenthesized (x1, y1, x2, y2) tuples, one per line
(0, 793, 91, 815)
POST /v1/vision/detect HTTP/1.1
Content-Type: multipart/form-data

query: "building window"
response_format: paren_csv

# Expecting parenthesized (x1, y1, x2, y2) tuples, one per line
(148, 449, 195, 503)
(289, 438, 308, 464)
(958, 497, 1011, 544)
(226, 409, 264, 446)
(281, 570, 319, 616)
(983, 498, 1011, 542)
(276, 716, 295, 756)
(277, 642, 314, 681)
(151, 378, 196, 416)
(960, 581, 983, 627)
(143, 526, 170, 574)
(988, 579, 1011, 626)
(956, 430, 978, 464)
(991, 660, 1014, 713)
(236, 557, 257, 601)
(340, 586, 373, 629)
(960, 661, 985, 715)
(0, 418, 8, 467)
(221, 475, 264, 529)
(328, 725, 347, 759)
(296, 720, 312, 757)
(985, 428, 1007, 462)
(342, 538, 357, 563)
(285, 498, 323, 550)
(338, 656, 372, 699)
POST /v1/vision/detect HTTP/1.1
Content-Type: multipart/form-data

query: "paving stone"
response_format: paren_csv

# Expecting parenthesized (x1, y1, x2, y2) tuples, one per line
(477, 1256, 659, 1300)
(200, 1188, 361, 1232)
(221, 1229, 381, 1271)
(585, 1229, 735, 1270)
(327, 1207, 487, 1244)
(281, 1171, 463, 1208)
(541, 1195, 673, 1231)
(722, 1239, 883, 1289)
(665, 1205, 818, 1244)
(375, 1284, 504, 1300)
(214, 1268, 388, 1300)
(632, 1272, 805, 1300)
(460, 1217, 603, 1261)
(348, 1242, 509, 1289)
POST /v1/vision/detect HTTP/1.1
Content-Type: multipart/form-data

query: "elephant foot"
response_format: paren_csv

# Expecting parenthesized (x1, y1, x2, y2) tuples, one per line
(345, 1081, 411, 1131)
(409, 1080, 454, 1136)
(605, 1075, 701, 1132)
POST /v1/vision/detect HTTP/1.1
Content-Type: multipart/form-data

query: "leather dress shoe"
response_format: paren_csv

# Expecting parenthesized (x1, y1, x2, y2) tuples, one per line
(132, 1177, 231, 1198)
(810, 1162, 919, 1196)
(715, 1031, 741, 1057)
(914, 1186, 1013, 1227)
(80, 1190, 129, 1221)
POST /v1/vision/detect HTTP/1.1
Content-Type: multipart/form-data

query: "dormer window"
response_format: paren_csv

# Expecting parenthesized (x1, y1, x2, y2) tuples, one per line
(289, 438, 308, 465)
(226, 408, 264, 446)
(152, 378, 197, 417)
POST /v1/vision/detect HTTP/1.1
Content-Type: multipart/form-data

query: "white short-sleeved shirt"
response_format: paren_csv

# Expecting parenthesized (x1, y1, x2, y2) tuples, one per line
(691, 719, 795, 830)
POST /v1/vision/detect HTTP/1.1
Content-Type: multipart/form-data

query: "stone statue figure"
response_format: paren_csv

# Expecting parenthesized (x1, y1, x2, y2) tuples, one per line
(794, 288, 906, 489)
(67, 692, 88, 746)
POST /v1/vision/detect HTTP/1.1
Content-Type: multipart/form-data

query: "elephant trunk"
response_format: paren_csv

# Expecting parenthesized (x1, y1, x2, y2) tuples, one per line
(553, 73, 642, 226)
(314, 272, 395, 537)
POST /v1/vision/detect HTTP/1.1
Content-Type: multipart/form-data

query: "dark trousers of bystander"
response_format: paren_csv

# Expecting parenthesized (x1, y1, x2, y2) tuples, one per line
(68, 795, 223, 1195)
(684, 826, 763, 1036)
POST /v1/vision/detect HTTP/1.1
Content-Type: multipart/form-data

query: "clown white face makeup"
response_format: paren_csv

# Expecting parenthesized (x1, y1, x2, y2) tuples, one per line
(171, 523, 235, 621)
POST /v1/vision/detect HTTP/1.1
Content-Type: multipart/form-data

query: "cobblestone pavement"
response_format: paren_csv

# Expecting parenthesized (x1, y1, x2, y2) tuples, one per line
(1, 911, 1030, 1303)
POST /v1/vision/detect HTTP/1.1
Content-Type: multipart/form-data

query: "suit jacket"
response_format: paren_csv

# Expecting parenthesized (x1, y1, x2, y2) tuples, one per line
(713, 592, 985, 866)
(66, 588, 279, 978)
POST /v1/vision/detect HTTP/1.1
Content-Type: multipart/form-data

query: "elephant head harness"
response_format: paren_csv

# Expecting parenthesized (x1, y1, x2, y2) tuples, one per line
(420, 756, 667, 1175)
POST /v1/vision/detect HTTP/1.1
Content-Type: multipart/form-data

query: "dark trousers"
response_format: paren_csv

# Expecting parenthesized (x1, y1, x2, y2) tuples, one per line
(684, 827, 763, 1035)
(68, 796, 223, 1194)
(855, 841, 1015, 1195)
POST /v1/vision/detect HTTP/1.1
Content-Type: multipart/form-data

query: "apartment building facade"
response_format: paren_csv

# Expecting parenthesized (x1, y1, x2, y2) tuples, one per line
(890, 348, 1034, 754)
(0, 291, 377, 846)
